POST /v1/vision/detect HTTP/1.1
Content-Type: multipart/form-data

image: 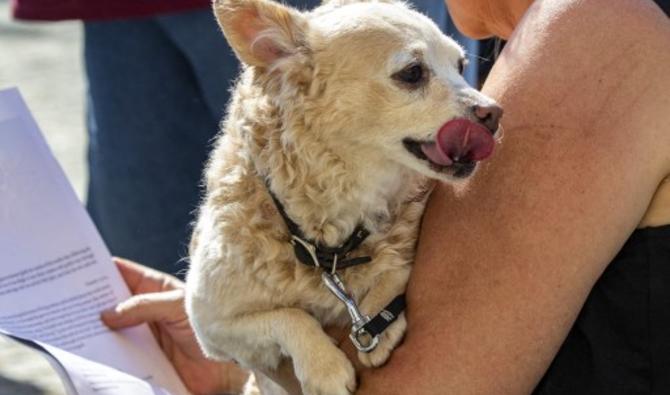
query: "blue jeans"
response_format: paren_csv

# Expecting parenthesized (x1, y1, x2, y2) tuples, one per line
(84, 2, 457, 277)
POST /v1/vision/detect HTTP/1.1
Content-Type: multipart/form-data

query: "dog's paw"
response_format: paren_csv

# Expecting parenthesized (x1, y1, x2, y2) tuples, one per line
(357, 312, 407, 368)
(296, 348, 356, 395)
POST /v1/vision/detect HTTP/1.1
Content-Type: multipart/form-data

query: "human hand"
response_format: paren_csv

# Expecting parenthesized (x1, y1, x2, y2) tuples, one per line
(101, 257, 249, 395)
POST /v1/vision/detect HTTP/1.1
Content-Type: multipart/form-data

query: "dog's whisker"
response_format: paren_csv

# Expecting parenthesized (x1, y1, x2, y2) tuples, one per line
(465, 52, 493, 63)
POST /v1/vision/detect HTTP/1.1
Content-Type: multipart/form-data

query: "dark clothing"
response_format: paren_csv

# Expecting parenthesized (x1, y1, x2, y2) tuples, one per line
(655, 0, 670, 16)
(533, 225, 670, 394)
(11, 0, 210, 21)
(82, 9, 234, 275)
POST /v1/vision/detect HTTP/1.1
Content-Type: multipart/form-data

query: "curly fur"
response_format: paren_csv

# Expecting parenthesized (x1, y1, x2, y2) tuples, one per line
(185, 1, 500, 394)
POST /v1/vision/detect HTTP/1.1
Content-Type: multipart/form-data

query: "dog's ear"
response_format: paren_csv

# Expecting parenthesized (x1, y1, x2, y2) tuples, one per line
(214, 0, 308, 68)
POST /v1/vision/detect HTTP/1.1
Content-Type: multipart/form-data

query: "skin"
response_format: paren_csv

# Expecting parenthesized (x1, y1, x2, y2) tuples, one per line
(445, 0, 534, 39)
(102, 0, 670, 394)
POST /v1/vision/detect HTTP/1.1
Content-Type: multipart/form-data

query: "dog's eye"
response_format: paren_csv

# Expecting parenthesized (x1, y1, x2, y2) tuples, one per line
(393, 63, 425, 86)
(457, 58, 467, 75)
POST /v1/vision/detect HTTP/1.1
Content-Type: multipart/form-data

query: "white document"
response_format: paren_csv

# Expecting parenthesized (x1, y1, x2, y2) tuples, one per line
(3, 332, 172, 395)
(0, 87, 190, 395)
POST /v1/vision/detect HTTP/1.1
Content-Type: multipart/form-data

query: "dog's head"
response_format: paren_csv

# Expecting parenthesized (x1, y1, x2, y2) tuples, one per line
(215, 0, 502, 182)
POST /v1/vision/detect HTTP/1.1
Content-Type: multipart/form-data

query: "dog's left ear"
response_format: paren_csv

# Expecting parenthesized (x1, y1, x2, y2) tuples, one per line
(214, 0, 308, 68)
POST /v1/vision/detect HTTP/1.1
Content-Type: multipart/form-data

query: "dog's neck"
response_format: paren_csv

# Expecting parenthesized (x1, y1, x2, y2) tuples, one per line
(250, 116, 417, 248)
(264, 143, 413, 247)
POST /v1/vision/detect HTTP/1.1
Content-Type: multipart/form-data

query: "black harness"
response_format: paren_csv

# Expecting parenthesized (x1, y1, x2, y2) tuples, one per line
(267, 185, 406, 352)
(268, 190, 372, 271)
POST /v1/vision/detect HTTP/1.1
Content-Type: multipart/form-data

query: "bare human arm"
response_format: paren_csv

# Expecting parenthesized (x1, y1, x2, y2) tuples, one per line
(354, 0, 670, 394)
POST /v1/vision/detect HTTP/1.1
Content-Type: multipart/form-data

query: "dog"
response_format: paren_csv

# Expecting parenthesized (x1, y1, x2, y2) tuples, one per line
(185, 0, 502, 394)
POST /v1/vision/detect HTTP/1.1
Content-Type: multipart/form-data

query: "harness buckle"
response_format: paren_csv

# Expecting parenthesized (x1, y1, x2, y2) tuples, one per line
(321, 272, 380, 353)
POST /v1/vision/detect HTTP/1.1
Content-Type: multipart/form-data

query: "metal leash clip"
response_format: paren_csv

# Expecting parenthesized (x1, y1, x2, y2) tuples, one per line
(322, 272, 379, 353)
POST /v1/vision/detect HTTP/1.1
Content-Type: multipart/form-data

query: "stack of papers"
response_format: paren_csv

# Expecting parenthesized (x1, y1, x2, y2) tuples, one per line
(0, 88, 190, 395)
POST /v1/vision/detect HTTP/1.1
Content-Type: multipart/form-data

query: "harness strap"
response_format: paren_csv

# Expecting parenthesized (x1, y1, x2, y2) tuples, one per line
(267, 185, 372, 270)
(362, 294, 406, 338)
(265, 180, 406, 353)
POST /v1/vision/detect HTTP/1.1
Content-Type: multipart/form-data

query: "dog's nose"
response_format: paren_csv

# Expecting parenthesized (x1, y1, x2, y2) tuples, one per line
(472, 104, 503, 134)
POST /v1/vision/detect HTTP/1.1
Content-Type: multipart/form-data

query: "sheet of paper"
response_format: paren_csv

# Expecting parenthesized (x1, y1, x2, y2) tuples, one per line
(3, 332, 172, 395)
(0, 88, 190, 395)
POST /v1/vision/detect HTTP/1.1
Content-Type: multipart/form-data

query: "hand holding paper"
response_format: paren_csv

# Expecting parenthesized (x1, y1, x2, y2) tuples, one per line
(102, 258, 249, 395)
(0, 87, 190, 395)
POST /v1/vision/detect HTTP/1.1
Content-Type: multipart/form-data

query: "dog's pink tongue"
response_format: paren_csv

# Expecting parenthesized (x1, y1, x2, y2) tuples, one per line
(421, 118, 495, 165)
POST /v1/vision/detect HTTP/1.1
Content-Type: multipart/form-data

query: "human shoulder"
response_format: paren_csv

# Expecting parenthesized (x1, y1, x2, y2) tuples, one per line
(488, 0, 670, 177)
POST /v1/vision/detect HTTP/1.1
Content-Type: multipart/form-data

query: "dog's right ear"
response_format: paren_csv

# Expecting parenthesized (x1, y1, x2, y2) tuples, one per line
(214, 0, 308, 68)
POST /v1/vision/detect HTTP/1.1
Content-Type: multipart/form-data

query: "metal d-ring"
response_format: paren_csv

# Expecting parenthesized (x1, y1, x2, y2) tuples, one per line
(350, 322, 379, 353)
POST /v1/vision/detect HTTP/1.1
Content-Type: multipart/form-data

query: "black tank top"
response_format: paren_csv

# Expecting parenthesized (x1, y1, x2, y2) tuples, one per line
(533, 225, 670, 394)
(656, 0, 670, 15)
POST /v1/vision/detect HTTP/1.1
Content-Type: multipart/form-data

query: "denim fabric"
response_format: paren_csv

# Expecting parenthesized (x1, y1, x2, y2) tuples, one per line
(85, 9, 234, 277)
(84, 2, 469, 277)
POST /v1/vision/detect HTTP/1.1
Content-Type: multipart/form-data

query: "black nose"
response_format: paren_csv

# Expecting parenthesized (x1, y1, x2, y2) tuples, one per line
(472, 104, 503, 133)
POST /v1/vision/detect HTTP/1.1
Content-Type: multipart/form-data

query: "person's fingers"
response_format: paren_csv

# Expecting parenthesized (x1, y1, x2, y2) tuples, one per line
(101, 289, 185, 329)
(113, 257, 183, 293)
(112, 257, 147, 292)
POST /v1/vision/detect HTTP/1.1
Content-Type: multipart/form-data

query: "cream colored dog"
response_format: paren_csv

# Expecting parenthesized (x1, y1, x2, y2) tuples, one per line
(185, 0, 502, 394)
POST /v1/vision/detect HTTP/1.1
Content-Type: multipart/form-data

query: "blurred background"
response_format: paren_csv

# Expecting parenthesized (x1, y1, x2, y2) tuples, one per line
(0, 0, 86, 198)
(0, 0, 84, 393)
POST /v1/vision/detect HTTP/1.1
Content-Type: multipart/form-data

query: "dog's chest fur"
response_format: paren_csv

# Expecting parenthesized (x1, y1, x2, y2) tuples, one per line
(188, 69, 430, 327)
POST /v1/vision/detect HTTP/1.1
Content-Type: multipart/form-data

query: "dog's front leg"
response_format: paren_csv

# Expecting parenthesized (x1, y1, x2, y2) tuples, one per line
(357, 267, 411, 368)
(231, 308, 356, 395)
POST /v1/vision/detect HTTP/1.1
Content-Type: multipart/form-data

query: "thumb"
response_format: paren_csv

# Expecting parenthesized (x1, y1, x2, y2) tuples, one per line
(101, 289, 185, 329)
